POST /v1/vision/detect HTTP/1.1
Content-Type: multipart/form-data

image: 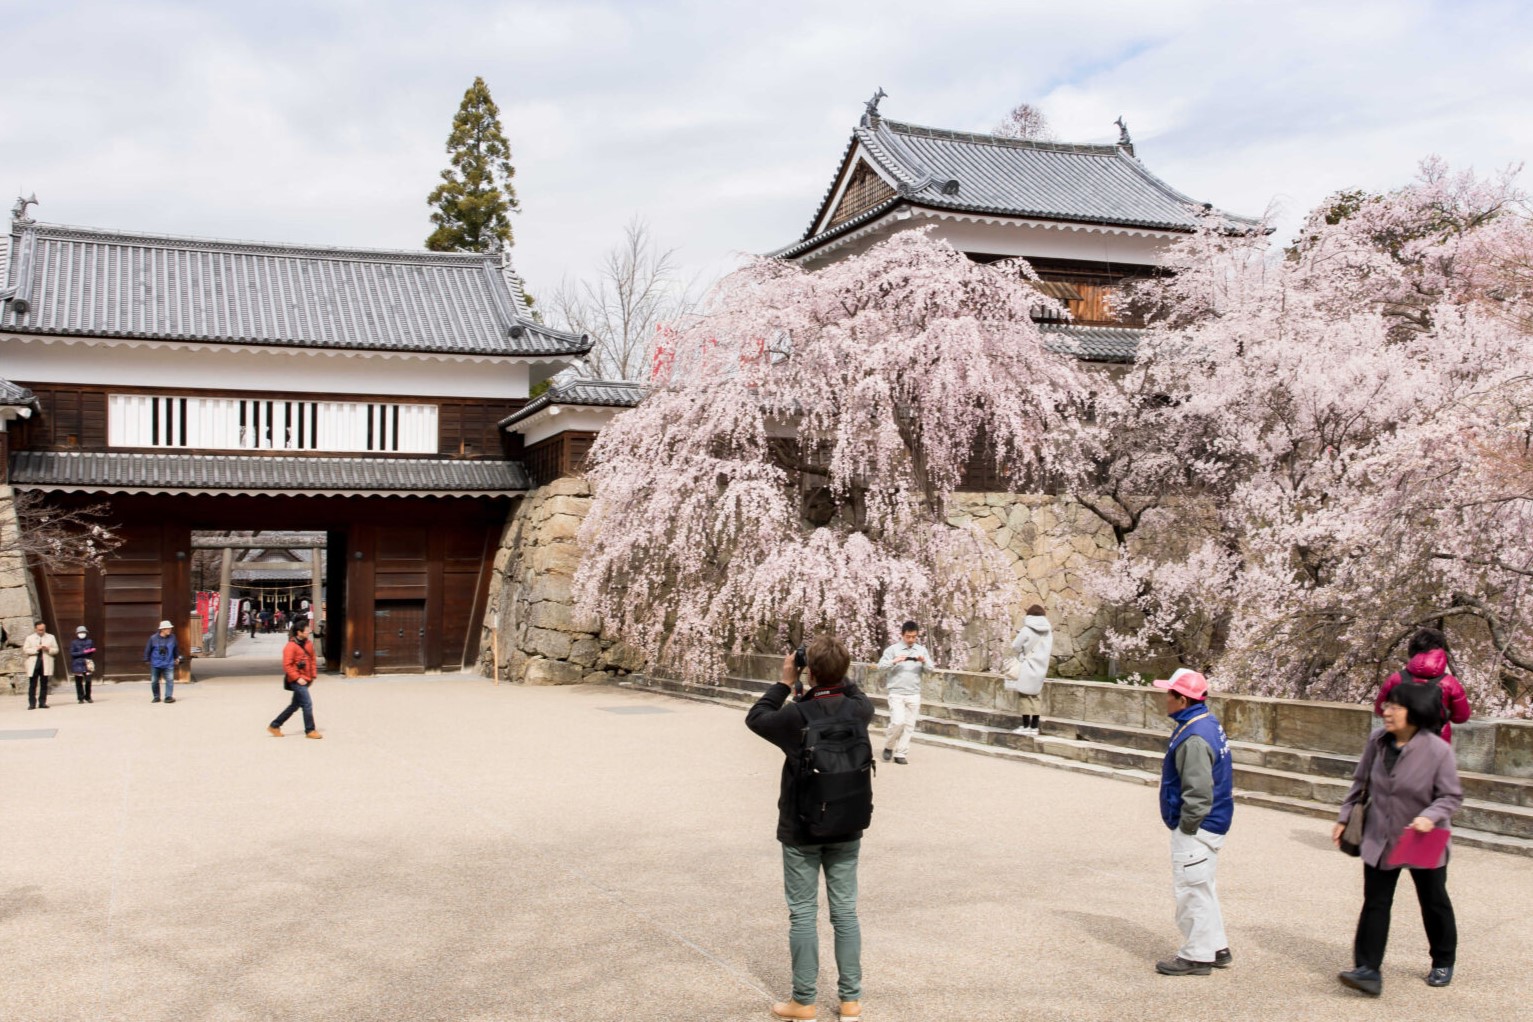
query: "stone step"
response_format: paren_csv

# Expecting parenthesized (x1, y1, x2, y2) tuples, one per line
(625, 677, 1533, 847)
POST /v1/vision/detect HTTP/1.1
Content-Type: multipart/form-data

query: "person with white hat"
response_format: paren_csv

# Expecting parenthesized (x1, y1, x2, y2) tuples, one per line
(143, 620, 180, 703)
(1151, 667, 1235, 977)
(69, 625, 97, 703)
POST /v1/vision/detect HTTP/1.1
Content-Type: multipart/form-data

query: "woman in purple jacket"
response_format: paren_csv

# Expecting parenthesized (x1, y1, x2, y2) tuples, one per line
(1333, 681, 1463, 996)
(69, 625, 97, 704)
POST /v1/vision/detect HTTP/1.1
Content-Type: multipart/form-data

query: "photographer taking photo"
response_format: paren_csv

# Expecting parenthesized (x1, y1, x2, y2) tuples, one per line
(747, 635, 875, 1022)
(268, 619, 322, 739)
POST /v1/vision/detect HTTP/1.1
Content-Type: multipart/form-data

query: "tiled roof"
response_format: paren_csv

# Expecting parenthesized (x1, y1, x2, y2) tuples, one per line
(1037, 323, 1143, 363)
(499, 378, 645, 428)
(778, 116, 1261, 259)
(0, 222, 589, 358)
(9, 451, 531, 494)
(0, 378, 38, 407)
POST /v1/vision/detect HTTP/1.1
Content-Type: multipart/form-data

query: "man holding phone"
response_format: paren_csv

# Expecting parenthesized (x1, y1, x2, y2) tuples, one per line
(876, 620, 933, 765)
(268, 619, 322, 739)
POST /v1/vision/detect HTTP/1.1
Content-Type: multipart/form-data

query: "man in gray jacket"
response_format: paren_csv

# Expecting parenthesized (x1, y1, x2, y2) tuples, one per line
(877, 620, 933, 766)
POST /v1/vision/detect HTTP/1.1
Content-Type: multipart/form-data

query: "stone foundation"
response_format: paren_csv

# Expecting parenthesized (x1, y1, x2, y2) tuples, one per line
(0, 485, 45, 693)
(478, 477, 644, 685)
(946, 494, 1118, 677)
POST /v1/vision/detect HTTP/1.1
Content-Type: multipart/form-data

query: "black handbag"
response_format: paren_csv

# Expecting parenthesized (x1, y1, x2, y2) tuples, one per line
(1339, 744, 1374, 857)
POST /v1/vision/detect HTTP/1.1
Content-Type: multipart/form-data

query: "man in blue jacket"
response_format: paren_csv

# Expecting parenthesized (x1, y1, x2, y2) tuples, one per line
(144, 620, 179, 704)
(1152, 668, 1235, 976)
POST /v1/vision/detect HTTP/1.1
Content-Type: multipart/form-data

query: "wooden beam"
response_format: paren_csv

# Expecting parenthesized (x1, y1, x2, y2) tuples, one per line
(310, 548, 324, 660)
(229, 561, 320, 573)
(192, 539, 328, 550)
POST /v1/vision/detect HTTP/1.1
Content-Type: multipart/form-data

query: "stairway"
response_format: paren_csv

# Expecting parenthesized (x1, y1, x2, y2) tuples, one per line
(624, 672, 1533, 857)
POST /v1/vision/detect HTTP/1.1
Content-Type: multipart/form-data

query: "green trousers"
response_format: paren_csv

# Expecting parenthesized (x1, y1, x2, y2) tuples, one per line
(782, 839, 862, 1003)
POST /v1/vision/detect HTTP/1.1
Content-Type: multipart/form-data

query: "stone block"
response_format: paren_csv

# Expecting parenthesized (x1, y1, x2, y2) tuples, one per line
(527, 601, 598, 635)
(1006, 506, 1031, 532)
(598, 642, 647, 673)
(582, 671, 614, 686)
(1492, 721, 1533, 779)
(523, 657, 585, 686)
(542, 477, 593, 498)
(540, 514, 584, 543)
(1209, 694, 1275, 746)
(1082, 683, 1145, 728)
(527, 575, 573, 605)
(524, 627, 574, 661)
(542, 495, 591, 519)
(530, 542, 582, 576)
(1272, 700, 1375, 757)
(1451, 720, 1498, 774)
(1046, 681, 1086, 721)
(568, 637, 603, 668)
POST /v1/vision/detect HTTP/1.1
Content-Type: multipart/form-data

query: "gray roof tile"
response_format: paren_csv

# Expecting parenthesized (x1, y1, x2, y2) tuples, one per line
(1037, 323, 1142, 363)
(499, 378, 645, 428)
(778, 118, 1260, 259)
(9, 451, 530, 494)
(0, 222, 589, 358)
(0, 378, 38, 407)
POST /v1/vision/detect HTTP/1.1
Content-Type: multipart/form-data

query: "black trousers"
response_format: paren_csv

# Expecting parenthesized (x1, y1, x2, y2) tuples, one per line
(74, 672, 92, 701)
(1354, 862, 1457, 969)
(28, 659, 49, 707)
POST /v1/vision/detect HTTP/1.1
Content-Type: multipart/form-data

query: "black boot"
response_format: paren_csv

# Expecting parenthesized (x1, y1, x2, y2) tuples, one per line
(1339, 967, 1382, 996)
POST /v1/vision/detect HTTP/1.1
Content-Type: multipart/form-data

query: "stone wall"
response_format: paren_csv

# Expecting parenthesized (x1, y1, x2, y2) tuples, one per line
(0, 485, 44, 693)
(947, 493, 1118, 677)
(480, 482, 1127, 685)
(478, 477, 644, 685)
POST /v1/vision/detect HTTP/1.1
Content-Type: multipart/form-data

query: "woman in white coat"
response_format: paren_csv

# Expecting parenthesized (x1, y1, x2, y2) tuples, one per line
(1005, 605, 1052, 735)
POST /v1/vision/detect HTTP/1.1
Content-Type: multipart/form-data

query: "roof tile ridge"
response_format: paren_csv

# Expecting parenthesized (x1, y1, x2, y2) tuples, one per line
(878, 119, 1121, 156)
(27, 221, 495, 265)
(1109, 149, 1260, 226)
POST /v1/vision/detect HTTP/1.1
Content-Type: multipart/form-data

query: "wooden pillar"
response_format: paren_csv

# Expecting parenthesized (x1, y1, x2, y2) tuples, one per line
(310, 547, 323, 661)
(345, 524, 375, 677)
(213, 547, 233, 657)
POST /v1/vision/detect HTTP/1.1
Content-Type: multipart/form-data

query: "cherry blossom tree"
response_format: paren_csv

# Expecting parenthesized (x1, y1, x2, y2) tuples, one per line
(573, 231, 1086, 681)
(993, 103, 1054, 142)
(1084, 162, 1533, 715)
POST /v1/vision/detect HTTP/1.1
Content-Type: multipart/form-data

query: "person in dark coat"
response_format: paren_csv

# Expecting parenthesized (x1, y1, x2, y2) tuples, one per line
(69, 625, 97, 703)
(1334, 681, 1463, 996)
(747, 635, 874, 1022)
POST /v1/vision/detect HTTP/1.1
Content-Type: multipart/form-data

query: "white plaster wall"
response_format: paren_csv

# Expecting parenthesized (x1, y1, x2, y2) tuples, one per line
(517, 408, 619, 446)
(801, 212, 1176, 268)
(0, 335, 540, 399)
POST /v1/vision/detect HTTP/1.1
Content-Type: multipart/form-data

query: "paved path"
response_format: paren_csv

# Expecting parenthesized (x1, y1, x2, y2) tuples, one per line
(2, 674, 1529, 1021)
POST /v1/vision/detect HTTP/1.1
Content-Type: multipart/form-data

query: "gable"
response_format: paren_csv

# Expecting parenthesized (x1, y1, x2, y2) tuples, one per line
(825, 160, 896, 230)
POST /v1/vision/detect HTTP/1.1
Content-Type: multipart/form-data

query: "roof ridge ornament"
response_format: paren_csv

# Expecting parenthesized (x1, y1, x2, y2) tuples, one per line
(1113, 116, 1134, 157)
(861, 87, 887, 128)
(11, 192, 38, 225)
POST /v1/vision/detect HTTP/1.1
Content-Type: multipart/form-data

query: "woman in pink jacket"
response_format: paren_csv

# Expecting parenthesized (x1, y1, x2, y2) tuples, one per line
(1374, 629, 1471, 741)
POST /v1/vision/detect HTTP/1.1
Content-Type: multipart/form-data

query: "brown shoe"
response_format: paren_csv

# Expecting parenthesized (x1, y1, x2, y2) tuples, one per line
(771, 1001, 816, 1021)
(267, 726, 283, 737)
(839, 1001, 862, 1021)
(306, 730, 323, 739)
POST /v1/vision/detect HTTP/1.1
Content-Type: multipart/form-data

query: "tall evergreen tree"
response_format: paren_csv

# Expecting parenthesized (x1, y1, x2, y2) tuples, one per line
(426, 77, 520, 252)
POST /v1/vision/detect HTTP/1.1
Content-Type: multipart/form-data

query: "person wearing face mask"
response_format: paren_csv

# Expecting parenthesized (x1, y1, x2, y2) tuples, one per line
(69, 625, 97, 703)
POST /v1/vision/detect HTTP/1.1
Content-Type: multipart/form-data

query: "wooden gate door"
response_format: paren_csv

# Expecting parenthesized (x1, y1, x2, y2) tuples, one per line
(373, 600, 426, 672)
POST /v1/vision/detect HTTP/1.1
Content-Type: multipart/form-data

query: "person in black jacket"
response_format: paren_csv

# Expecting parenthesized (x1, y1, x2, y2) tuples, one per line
(747, 635, 874, 1022)
(69, 626, 97, 703)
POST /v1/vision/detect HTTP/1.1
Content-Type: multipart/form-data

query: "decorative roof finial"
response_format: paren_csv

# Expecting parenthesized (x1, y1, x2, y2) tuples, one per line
(12, 193, 38, 224)
(1113, 116, 1133, 154)
(861, 87, 888, 128)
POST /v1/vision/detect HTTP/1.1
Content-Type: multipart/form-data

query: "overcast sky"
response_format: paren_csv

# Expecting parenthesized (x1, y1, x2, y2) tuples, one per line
(4, 0, 1531, 296)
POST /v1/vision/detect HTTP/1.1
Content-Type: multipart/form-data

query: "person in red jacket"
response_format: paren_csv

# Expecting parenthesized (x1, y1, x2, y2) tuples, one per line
(1374, 629, 1471, 741)
(268, 620, 321, 739)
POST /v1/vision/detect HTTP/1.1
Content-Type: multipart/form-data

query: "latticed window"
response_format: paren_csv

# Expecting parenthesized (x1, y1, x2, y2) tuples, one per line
(107, 395, 438, 453)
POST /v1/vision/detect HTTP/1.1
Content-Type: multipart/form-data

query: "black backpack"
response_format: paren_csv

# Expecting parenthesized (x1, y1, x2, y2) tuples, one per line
(1398, 667, 1446, 733)
(795, 698, 875, 840)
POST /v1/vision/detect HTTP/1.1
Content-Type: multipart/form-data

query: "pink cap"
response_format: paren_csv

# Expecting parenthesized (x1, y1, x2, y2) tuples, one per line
(1153, 667, 1209, 701)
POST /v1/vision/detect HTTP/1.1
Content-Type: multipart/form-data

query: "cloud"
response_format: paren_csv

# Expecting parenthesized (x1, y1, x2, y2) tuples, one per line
(2, 0, 1529, 298)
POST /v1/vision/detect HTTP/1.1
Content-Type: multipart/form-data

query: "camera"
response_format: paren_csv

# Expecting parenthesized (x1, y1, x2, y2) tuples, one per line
(794, 644, 807, 671)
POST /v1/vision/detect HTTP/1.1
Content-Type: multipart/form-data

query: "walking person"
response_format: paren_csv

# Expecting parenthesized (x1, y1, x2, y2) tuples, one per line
(747, 635, 874, 1022)
(23, 620, 58, 710)
(144, 620, 179, 703)
(1334, 682, 1462, 996)
(268, 620, 322, 739)
(1152, 668, 1235, 976)
(70, 626, 97, 704)
(876, 620, 933, 766)
(1004, 604, 1052, 735)
(1374, 628, 1472, 742)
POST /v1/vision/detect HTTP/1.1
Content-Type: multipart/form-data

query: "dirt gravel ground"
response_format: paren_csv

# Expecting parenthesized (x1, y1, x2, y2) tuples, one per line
(2, 671, 1529, 1021)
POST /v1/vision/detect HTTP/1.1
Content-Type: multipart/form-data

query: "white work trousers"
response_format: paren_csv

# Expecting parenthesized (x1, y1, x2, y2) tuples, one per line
(1170, 828, 1228, 963)
(883, 693, 922, 758)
